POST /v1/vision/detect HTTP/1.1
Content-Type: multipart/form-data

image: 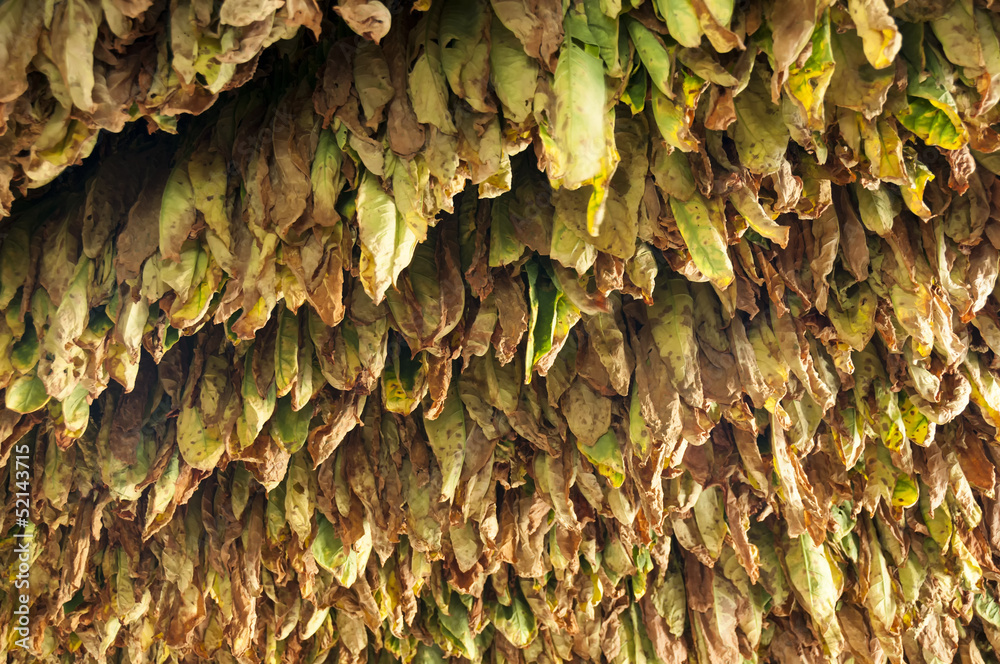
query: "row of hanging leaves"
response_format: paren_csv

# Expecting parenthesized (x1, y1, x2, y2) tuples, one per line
(5, 0, 1000, 663)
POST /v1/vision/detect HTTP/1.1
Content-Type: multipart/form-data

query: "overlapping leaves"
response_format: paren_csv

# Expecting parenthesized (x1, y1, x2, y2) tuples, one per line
(4, 1, 1000, 664)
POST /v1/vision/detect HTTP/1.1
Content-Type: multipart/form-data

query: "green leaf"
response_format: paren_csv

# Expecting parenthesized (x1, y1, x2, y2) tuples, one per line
(60, 383, 91, 437)
(489, 16, 539, 123)
(891, 475, 919, 509)
(649, 144, 695, 202)
(731, 70, 789, 174)
(0, 219, 31, 310)
(750, 524, 792, 611)
(621, 61, 648, 114)
(312, 514, 349, 571)
(311, 128, 345, 227)
(356, 171, 421, 305)
(524, 262, 580, 381)
(284, 451, 316, 541)
(975, 593, 1000, 630)
(930, 0, 992, 72)
(920, 486, 953, 552)
(409, 2, 457, 134)
(187, 146, 229, 247)
(490, 595, 537, 648)
(5, 373, 50, 413)
(158, 163, 196, 263)
(577, 429, 626, 487)
(826, 281, 877, 351)
(438, 595, 479, 660)
(677, 47, 738, 86)
(653, 0, 702, 47)
(651, 87, 700, 153)
(854, 183, 898, 236)
(693, 485, 728, 560)
(271, 395, 311, 453)
(863, 520, 898, 631)
(177, 401, 224, 471)
(785, 11, 835, 132)
(489, 195, 527, 267)
(730, 186, 789, 248)
(625, 17, 674, 97)
(897, 97, 967, 150)
(896, 55, 968, 150)
(647, 278, 703, 405)
(783, 534, 845, 659)
(651, 563, 687, 636)
(52, 0, 101, 112)
(550, 197, 598, 273)
(239, 352, 276, 450)
(669, 192, 734, 288)
(543, 38, 618, 233)
(11, 324, 39, 373)
(383, 345, 429, 415)
(569, 0, 621, 77)
(440, 0, 492, 112)
(423, 382, 466, 503)
(354, 41, 395, 127)
(274, 306, 299, 398)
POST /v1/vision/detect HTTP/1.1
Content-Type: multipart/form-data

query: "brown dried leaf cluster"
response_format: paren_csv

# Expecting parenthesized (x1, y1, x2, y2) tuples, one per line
(2, 1, 1000, 664)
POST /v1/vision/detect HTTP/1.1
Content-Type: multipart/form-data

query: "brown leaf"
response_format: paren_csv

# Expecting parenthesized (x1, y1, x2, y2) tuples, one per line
(725, 485, 760, 583)
(491, 269, 529, 365)
(333, 0, 391, 44)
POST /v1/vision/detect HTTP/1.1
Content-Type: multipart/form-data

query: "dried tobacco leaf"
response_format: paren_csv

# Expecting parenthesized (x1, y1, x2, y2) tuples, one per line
(2, 2, 1000, 664)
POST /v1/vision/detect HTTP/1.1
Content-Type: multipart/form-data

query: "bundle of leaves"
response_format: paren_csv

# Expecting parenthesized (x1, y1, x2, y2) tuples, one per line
(3, 0, 1000, 663)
